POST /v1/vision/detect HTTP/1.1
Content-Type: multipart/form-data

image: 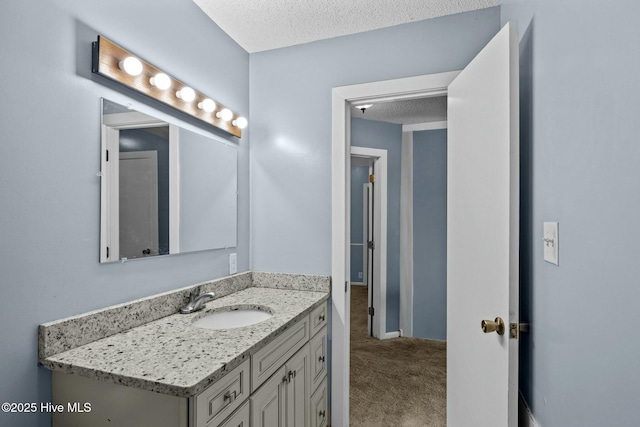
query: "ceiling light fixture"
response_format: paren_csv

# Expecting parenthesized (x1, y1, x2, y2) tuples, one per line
(355, 104, 373, 114)
(92, 35, 246, 137)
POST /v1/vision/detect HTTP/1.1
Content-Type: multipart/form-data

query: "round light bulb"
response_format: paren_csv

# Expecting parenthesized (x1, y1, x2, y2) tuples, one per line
(216, 108, 233, 122)
(197, 98, 216, 113)
(176, 87, 196, 102)
(150, 72, 171, 90)
(119, 56, 143, 76)
(232, 117, 248, 129)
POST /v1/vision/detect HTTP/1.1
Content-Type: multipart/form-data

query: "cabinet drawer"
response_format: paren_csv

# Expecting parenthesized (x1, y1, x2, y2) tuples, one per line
(309, 326, 327, 393)
(310, 377, 328, 427)
(252, 316, 309, 392)
(309, 302, 327, 337)
(195, 359, 250, 427)
(216, 400, 250, 427)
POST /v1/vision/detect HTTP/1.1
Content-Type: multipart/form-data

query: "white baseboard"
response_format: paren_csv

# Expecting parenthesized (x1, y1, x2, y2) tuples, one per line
(519, 391, 540, 427)
(350, 282, 365, 286)
(382, 331, 400, 339)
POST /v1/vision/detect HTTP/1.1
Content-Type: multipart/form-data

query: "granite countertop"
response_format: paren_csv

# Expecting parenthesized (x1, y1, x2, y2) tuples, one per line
(41, 287, 329, 398)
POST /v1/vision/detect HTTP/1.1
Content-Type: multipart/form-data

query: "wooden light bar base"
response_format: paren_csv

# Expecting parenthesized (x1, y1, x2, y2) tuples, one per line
(92, 36, 242, 138)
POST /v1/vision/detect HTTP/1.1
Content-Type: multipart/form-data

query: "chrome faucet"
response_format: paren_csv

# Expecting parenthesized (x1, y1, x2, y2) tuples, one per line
(180, 286, 215, 314)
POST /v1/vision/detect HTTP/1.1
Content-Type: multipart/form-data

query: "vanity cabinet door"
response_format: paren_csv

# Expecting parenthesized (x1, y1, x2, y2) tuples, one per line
(309, 326, 327, 393)
(309, 378, 328, 427)
(251, 366, 287, 427)
(285, 343, 310, 427)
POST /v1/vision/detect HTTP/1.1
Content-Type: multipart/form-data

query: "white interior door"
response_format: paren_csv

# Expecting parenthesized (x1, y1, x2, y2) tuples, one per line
(363, 182, 372, 336)
(447, 23, 519, 427)
(119, 150, 159, 259)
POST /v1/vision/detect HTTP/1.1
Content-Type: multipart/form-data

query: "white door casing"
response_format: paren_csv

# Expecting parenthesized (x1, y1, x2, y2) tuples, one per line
(332, 71, 459, 427)
(100, 109, 179, 262)
(446, 23, 519, 427)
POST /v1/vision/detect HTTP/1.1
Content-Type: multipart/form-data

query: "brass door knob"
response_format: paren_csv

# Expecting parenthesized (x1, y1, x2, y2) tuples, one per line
(481, 317, 505, 335)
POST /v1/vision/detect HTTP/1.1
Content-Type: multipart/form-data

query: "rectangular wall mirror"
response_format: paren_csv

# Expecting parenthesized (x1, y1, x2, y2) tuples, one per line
(100, 98, 238, 263)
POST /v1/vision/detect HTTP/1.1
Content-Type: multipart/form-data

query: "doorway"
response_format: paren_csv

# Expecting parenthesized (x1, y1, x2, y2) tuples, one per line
(350, 147, 387, 339)
(331, 70, 459, 425)
(333, 23, 520, 427)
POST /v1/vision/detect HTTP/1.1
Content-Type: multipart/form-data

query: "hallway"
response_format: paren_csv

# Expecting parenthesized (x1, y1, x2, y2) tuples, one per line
(349, 285, 447, 426)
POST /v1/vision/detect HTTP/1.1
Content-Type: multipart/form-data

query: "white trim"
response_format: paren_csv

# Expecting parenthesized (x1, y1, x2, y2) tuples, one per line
(519, 392, 541, 427)
(383, 331, 401, 339)
(399, 131, 414, 337)
(331, 70, 460, 427)
(102, 111, 166, 129)
(402, 120, 448, 132)
(351, 146, 388, 340)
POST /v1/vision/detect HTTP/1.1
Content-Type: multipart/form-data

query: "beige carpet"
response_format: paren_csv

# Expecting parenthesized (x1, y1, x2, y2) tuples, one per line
(349, 285, 447, 427)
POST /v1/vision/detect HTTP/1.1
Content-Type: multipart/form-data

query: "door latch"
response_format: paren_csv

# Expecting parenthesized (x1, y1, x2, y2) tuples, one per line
(509, 323, 529, 339)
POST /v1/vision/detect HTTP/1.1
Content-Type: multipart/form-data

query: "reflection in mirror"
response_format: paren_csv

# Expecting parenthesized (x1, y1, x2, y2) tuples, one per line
(100, 99, 237, 263)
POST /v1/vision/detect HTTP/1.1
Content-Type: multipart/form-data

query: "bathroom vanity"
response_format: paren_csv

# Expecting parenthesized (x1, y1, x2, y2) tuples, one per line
(39, 272, 329, 427)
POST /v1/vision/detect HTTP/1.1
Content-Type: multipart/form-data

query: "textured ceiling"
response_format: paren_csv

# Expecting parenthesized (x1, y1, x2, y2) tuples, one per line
(352, 96, 447, 125)
(193, 0, 499, 53)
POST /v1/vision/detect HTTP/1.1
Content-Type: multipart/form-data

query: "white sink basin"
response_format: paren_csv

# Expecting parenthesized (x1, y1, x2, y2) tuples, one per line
(192, 306, 273, 330)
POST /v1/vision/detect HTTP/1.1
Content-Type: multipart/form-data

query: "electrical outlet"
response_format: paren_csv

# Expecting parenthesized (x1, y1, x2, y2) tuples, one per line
(229, 253, 237, 274)
(543, 222, 559, 265)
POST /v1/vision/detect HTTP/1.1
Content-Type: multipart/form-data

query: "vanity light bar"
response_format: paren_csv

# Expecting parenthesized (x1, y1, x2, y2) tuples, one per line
(91, 36, 246, 138)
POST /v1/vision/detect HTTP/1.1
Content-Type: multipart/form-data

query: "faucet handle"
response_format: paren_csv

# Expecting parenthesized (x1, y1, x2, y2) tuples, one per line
(189, 286, 201, 301)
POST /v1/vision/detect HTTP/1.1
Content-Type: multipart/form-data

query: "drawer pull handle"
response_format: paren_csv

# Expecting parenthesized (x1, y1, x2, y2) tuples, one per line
(319, 314, 325, 321)
(223, 390, 237, 404)
(318, 356, 325, 363)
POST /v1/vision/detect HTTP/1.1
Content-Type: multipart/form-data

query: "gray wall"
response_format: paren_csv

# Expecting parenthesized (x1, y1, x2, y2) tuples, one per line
(249, 7, 502, 277)
(351, 118, 402, 332)
(501, 1, 640, 426)
(350, 166, 369, 283)
(412, 129, 447, 340)
(0, 1, 249, 426)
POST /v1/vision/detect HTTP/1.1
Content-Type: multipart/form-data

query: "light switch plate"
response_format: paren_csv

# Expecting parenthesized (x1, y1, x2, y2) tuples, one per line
(229, 253, 237, 274)
(543, 222, 559, 265)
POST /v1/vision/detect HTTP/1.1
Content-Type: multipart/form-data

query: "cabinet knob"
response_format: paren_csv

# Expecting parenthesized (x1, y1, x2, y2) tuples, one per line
(223, 390, 236, 404)
(318, 356, 325, 363)
(319, 410, 326, 418)
(319, 314, 325, 321)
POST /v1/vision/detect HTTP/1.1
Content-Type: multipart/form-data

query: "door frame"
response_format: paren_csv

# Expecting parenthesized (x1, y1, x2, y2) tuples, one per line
(331, 70, 460, 426)
(350, 147, 388, 339)
(100, 109, 179, 262)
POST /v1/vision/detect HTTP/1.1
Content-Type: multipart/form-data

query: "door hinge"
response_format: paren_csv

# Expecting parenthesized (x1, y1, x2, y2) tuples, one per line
(106, 246, 109, 259)
(367, 240, 375, 250)
(345, 281, 348, 292)
(509, 322, 529, 339)
(369, 174, 376, 183)
(106, 150, 109, 162)
(368, 307, 375, 316)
